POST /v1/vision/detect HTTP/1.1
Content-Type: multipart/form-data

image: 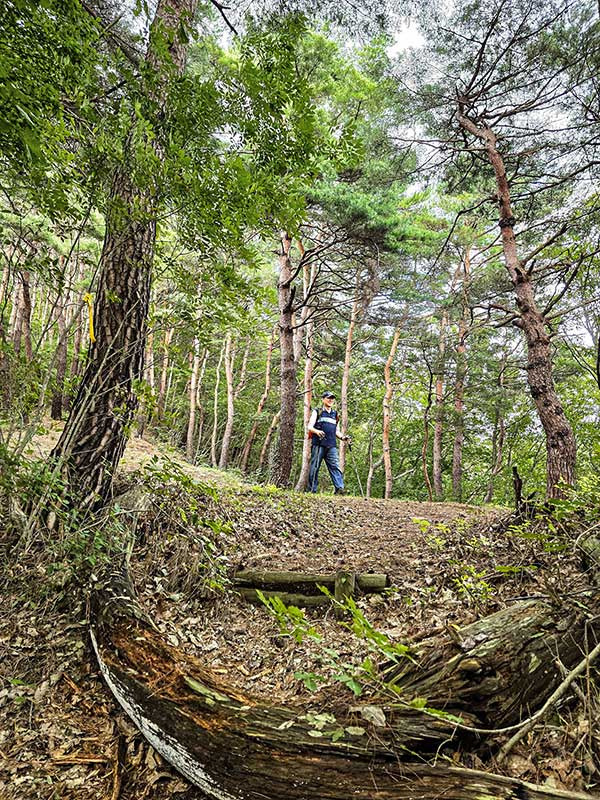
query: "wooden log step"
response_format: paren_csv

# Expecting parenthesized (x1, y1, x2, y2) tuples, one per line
(234, 569, 388, 595)
(237, 588, 330, 607)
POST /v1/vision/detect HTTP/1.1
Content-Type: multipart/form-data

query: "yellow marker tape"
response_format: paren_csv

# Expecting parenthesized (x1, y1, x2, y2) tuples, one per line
(83, 292, 96, 343)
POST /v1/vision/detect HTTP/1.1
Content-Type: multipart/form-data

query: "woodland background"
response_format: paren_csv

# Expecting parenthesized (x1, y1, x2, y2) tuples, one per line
(1, 0, 600, 508)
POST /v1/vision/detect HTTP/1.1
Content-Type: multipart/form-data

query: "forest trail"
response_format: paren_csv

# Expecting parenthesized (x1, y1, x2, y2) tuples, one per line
(5, 426, 592, 799)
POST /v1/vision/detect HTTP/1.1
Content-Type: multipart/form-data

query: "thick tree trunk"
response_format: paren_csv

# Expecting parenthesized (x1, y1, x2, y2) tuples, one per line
(432, 309, 448, 500)
(50, 0, 198, 508)
(91, 561, 600, 800)
(241, 325, 276, 474)
(383, 326, 401, 499)
(274, 232, 298, 487)
(457, 113, 576, 498)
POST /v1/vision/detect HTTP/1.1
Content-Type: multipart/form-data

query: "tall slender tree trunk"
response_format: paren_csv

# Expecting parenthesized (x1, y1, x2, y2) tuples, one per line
(68, 260, 86, 381)
(50, 0, 198, 508)
(186, 337, 201, 461)
(259, 411, 280, 472)
(218, 335, 249, 469)
(432, 309, 448, 500)
(157, 326, 175, 420)
(457, 112, 576, 498)
(136, 327, 155, 437)
(294, 243, 317, 492)
(50, 291, 68, 420)
(383, 326, 402, 500)
(0, 260, 10, 311)
(339, 287, 360, 472)
(211, 343, 225, 468)
(274, 232, 297, 487)
(422, 363, 434, 502)
(0, 262, 10, 408)
(293, 325, 314, 491)
(218, 333, 235, 469)
(484, 355, 507, 504)
(452, 249, 471, 501)
(241, 325, 276, 474)
(194, 349, 208, 452)
(366, 427, 383, 499)
(12, 270, 32, 360)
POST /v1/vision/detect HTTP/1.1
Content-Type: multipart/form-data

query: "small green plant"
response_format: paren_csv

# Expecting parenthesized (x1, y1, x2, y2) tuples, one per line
(412, 517, 431, 534)
(452, 565, 493, 606)
(425, 533, 446, 550)
(256, 591, 321, 644)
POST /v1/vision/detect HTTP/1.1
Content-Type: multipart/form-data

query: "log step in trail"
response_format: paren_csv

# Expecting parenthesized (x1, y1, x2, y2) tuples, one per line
(233, 568, 388, 611)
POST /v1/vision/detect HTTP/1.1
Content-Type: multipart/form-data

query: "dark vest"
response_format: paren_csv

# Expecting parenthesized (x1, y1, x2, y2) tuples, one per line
(314, 408, 338, 449)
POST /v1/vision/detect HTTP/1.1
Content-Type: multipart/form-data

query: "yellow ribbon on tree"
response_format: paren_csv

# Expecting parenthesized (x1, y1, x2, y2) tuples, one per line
(83, 292, 96, 343)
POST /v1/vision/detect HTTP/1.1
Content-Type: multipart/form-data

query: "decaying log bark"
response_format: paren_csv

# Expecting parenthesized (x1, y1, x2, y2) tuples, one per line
(386, 596, 600, 727)
(90, 559, 600, 800)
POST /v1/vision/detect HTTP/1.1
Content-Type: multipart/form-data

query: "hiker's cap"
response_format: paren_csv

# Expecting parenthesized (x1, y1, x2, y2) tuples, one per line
(322, 391, 336, 399)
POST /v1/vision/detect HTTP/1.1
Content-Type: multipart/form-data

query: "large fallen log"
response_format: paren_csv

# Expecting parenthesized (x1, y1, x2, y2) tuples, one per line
(385, 596, 600, 726)
(89, 560, 600, 800)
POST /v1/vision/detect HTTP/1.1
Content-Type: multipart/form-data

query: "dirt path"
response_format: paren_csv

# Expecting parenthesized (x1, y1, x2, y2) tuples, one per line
(2, 430, 590, 799)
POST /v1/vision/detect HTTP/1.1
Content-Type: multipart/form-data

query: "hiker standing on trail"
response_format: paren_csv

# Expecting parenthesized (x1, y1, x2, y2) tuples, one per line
(307, 391, 351, 494)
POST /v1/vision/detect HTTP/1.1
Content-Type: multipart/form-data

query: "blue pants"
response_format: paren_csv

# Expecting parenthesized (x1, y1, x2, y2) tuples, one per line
(308, 445, 344, 492)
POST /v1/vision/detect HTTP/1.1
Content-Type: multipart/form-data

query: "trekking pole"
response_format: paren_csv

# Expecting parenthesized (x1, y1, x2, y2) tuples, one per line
(347, 440, 365, 499)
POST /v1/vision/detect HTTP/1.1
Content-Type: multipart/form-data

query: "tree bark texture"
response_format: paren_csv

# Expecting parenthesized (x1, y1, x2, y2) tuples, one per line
(274, 232, 298, 487)
(91, 562, 600, 800)
(457, 113, 576, 498)
(50, 0, 198, 508)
